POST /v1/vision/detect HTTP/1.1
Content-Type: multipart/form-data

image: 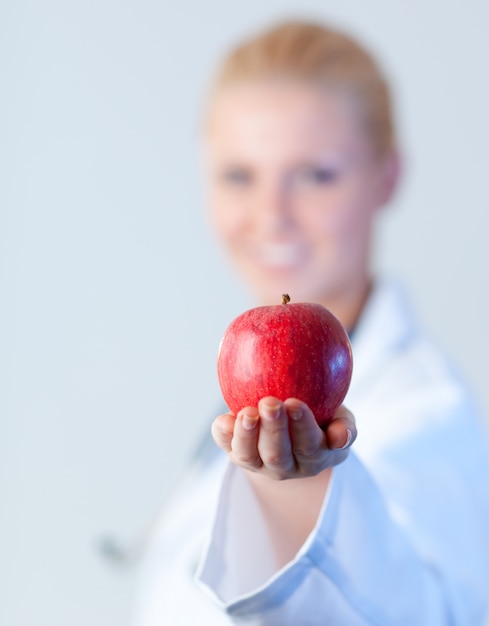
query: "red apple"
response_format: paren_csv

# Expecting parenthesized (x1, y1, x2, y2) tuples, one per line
(217, 294, 353, 427)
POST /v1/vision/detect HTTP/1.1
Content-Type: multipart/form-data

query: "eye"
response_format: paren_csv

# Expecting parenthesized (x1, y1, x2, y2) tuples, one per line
(295, 166, 338, 185)
(220, 167, 253, 186)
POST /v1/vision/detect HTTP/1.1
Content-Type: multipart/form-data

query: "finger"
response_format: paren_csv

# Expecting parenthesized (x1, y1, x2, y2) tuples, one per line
(256, 397, 294, 474)
(284, 398, 326, 459)
(325, 405, 357, 450)
(211, 412, 236, 453)
(230, 407, 262, 469)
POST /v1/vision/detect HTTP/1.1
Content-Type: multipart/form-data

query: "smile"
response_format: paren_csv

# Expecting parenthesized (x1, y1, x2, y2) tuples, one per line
(256, 243, 307, 269)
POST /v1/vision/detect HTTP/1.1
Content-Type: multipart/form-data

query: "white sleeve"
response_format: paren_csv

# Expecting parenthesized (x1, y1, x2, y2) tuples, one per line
(195, 441, 489, 625)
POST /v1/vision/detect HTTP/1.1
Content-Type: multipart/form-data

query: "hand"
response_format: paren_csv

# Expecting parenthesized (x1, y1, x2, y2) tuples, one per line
(212, 397, 356, 481)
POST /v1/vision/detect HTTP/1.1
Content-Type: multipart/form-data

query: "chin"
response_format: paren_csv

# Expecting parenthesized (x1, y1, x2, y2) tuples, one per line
(253, 281, 325, 307)
(241, 261, 332, 305)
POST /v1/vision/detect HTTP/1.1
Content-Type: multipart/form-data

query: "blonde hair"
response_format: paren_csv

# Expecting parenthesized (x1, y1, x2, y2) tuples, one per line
(207, 20, 396, 156)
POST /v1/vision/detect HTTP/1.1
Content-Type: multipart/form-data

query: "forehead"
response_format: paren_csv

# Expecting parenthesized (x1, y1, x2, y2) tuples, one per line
(205, 81, 370, 162)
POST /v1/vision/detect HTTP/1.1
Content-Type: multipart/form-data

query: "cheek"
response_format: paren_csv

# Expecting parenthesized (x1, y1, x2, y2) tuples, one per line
(298, 190, 355, 239)
(302, 188, 374, 253)
(208, 189, 247, 246)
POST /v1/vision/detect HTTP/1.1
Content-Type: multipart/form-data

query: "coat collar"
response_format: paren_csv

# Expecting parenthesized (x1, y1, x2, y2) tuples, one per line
(348, 278, 420, 398)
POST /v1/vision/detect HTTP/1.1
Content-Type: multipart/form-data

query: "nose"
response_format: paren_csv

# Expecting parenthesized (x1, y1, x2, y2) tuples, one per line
(253, 178, 295, 236)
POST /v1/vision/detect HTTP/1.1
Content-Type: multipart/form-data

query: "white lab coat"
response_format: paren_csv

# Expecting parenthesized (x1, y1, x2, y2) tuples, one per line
(133, 279, 489, 626)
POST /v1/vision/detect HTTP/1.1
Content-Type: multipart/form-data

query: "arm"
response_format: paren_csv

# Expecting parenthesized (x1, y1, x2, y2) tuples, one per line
(211, 397, 355, 568)
(197, 397, 489, 625)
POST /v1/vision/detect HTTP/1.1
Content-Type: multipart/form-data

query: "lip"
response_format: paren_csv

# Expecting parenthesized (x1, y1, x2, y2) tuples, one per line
(255, 242, 307, 270)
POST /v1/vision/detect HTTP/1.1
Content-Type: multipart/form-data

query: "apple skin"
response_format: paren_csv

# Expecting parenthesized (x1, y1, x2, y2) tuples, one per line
(217, 296, 353, 427)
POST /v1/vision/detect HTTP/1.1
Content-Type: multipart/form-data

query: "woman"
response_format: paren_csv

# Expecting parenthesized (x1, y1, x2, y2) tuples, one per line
(134, 20, 489, 625)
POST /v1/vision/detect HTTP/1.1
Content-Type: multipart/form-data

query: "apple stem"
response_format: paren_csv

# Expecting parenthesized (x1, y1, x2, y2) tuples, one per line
(282, 294, 291, 305)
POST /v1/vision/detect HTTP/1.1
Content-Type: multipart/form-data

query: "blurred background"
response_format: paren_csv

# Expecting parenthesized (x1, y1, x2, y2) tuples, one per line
(1, 0, 488, 624)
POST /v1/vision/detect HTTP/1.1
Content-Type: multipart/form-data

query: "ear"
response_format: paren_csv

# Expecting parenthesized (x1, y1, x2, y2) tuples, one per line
(376, 149, 402, 208)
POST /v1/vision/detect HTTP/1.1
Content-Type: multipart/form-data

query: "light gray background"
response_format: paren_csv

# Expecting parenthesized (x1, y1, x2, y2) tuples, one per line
(1, 1, 488, 624)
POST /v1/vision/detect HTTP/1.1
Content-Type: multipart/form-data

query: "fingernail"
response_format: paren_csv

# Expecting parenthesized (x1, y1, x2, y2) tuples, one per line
(261, 401, 281, 420)
(337, 428, 353, 450)
(289, 407, 302, 421)
(242, 413, 258, 430)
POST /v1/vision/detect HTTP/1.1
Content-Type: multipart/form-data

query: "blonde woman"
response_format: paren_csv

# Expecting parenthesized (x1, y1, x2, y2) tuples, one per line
(134, 20, 489, 626)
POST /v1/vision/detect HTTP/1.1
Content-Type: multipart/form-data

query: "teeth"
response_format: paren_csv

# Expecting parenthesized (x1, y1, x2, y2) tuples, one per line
(258, 244, 304, 268)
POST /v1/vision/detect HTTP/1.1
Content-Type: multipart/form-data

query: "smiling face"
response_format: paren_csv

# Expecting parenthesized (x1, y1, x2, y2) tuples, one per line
(204, 81, 398, 329)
